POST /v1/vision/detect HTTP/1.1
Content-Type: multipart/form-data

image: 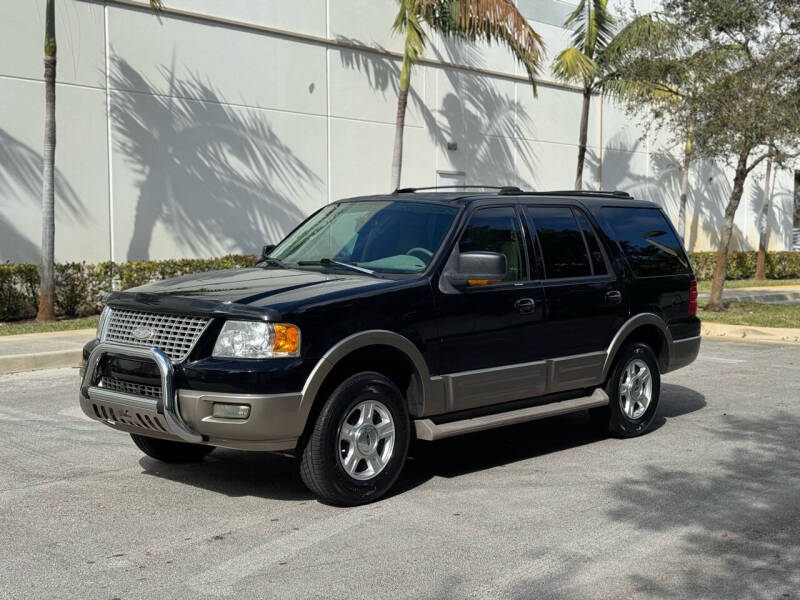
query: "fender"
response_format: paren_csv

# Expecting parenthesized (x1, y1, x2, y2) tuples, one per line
(602, 312, 672, 378)
(297, 330, 446, 426)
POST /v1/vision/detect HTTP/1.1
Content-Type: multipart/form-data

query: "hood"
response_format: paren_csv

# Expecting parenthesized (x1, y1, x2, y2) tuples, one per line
(104, 267, 396, 319)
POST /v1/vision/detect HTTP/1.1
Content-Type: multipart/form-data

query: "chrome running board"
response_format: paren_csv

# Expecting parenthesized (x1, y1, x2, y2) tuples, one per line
(413, 388, 609, 441)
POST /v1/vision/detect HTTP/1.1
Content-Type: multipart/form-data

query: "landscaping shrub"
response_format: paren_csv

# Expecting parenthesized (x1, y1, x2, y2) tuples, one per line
(688, 251, 800, 280)
(1, 251, 799, 322)
(0, 255, 258, 321)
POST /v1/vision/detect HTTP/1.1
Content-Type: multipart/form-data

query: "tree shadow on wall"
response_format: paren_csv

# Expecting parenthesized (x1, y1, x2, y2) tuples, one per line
(335, 37, 535, 188)
(0, 128, 87, 262)
(110, 57, 319, 261)
(335, 38, 448, 151)
(434, 42, 535, 188)
(748, 172, 792, 251)
(687, 160, 748, 251)
(606, 410, 800, 598)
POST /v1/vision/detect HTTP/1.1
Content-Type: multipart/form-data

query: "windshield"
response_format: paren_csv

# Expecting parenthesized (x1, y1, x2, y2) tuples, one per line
(269, 201, 458, 274)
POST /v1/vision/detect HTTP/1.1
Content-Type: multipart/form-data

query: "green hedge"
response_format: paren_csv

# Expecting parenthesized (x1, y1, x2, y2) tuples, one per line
(0, 255, 258, 321)
(2, 251, 799, 322)
(688, 251, 800, 280)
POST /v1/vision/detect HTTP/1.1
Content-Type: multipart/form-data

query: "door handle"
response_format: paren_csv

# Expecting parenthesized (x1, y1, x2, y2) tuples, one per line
(514, 298, 536, 314)
(605, 290, 622, 305)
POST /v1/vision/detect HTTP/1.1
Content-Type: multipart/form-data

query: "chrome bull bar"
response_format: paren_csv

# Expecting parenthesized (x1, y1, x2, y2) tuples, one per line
(79, 342, 203, 443)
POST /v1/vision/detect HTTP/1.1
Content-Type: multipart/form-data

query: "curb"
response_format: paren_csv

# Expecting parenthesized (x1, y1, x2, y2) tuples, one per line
(702, 322, 800, 345)
(0, 328, 96, 341)
(0, 349, 83, 375)
(697, 291, 800, 304)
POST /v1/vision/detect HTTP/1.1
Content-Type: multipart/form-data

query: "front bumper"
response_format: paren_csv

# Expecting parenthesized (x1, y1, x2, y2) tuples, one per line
(79, 342, 303, 451)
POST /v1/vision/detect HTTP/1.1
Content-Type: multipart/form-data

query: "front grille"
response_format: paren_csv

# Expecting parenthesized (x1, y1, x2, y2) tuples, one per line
(100, 376, 162, 399)
(104, 309, 210, 362)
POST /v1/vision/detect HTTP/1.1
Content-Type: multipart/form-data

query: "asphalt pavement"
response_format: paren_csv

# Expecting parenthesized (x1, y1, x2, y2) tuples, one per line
(1, 339, 798, 600)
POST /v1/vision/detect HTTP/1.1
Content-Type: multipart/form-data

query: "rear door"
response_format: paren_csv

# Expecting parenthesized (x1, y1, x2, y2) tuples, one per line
(524, 204, 626, 391)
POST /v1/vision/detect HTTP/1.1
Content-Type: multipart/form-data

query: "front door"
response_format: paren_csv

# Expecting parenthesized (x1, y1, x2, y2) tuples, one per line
(434, 204, 546, 410)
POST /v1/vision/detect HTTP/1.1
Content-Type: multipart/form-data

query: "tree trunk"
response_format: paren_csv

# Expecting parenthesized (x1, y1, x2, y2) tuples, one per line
(677, 122, 693, 242)
(390, 86, 409, 191)
(37, 0, 57, 322)
(754, 158, 773, 280)
(707, 153, 749, 311)
(574, 88, 592, 190)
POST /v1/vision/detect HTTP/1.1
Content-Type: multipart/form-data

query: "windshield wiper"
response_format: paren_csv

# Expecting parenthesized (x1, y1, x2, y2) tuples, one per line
(297, 258, 382, 278)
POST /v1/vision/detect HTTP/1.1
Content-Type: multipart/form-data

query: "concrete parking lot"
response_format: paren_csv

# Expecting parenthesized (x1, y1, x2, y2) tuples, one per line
(1, 339, 798, 599)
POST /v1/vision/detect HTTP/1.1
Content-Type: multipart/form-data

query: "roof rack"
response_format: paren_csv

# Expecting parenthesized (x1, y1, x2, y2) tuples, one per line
(500, 189, 632, 199)
(394, 185, 523, 194)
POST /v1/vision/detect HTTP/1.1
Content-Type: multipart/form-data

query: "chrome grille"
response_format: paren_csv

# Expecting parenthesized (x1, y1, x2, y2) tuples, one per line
(104, 309, 210, 361)
(100, 376, 162, 399)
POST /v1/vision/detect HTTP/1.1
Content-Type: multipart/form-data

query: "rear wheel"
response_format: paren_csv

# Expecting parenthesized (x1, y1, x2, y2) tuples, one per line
(298, 372, 410, 506)
(590, 342, 661, 438)
(130, 433, 215, 463)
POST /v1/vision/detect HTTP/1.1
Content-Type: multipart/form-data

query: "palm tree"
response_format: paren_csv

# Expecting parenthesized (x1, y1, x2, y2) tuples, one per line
(390, 0, 544, 191)
(36, 0, 163, 321)
(552, 0, 615, 190)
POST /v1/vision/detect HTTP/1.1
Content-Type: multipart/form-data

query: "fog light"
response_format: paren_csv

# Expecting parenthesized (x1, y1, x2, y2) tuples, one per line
(212, 403, 251, 419)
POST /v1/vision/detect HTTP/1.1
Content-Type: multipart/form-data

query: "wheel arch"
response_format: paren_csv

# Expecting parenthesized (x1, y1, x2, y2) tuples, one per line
(297, 331, 443, 442)
(603, 313, 672, 379)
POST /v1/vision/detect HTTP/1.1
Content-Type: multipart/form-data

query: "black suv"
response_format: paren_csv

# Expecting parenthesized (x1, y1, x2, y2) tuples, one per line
(79, 188, 701, 505)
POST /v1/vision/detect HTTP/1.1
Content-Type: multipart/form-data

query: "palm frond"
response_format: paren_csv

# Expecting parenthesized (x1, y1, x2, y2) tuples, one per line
(393, 0, 428, 68)
(601, 13, 678, 65)
(552, 46, 598, 84)
(409, 0, 544, 85)
(564, 0, 615, 59)
(149, 0, 163, 12)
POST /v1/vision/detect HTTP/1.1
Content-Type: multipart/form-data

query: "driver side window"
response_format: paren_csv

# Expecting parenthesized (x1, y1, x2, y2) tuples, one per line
(460, 206, 525, 282)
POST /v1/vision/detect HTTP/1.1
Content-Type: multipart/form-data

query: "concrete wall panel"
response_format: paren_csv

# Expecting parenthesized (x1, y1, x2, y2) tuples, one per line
(329, 0, 403, 54)
(107, 7, 327, 117)
(330, 48, 427, 128)
(109, 90, 326, 261)
(0, 77, 109, 263)
(0, 0, 793, 266)
(329, 118, 433, 200)
(0, 0, 105, 88)
(164, 0, 326, 38)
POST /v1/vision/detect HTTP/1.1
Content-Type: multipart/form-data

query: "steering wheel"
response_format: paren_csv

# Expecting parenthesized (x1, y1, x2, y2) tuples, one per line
(406, 247, 434, 264)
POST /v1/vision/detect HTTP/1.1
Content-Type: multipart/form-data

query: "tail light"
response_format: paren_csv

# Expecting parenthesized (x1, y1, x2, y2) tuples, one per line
(688, 280, 698, 316)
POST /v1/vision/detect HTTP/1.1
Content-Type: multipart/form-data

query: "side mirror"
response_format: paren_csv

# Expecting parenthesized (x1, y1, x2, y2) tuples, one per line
(261, 244, 276, 260)
(446, 251, 507, 288)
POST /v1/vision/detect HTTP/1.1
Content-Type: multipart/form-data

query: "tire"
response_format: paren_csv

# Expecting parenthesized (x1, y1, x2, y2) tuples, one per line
(130, 433, 215, 463)
(298, 371, 411, 506)
(590, 342, 661, 438)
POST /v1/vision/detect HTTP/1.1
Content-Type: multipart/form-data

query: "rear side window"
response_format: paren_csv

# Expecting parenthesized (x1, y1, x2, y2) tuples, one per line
(526, 206, 593, 279)
(600, 207, 689, 277)
(574, 211, 608, 276)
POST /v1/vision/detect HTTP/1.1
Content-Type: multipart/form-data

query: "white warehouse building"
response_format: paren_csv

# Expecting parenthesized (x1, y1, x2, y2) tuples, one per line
(0, 0, 796, 264)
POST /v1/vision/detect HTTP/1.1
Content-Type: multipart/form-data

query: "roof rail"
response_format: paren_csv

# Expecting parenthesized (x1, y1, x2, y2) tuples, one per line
(500, 189, 632, 199)
(394, 185, 523, 194)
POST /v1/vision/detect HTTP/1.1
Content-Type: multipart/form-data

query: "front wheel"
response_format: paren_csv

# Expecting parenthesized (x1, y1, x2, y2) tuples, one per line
(298, 372, 410, 506)
(130, 433, 215, 463)
(590, 342, 661, 438)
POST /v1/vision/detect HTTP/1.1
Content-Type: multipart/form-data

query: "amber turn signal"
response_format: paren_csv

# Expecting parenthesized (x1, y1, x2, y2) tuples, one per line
(273, 323, 301, 355)
(467, 279, 501, 286)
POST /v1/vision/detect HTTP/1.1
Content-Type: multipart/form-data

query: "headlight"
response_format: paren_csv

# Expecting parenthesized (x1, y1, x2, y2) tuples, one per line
(96, 306, 112, 340)
(212, 321, 301, 359)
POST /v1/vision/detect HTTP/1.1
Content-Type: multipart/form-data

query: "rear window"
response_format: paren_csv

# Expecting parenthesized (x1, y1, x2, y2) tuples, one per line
(600, 207, 689, 277)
